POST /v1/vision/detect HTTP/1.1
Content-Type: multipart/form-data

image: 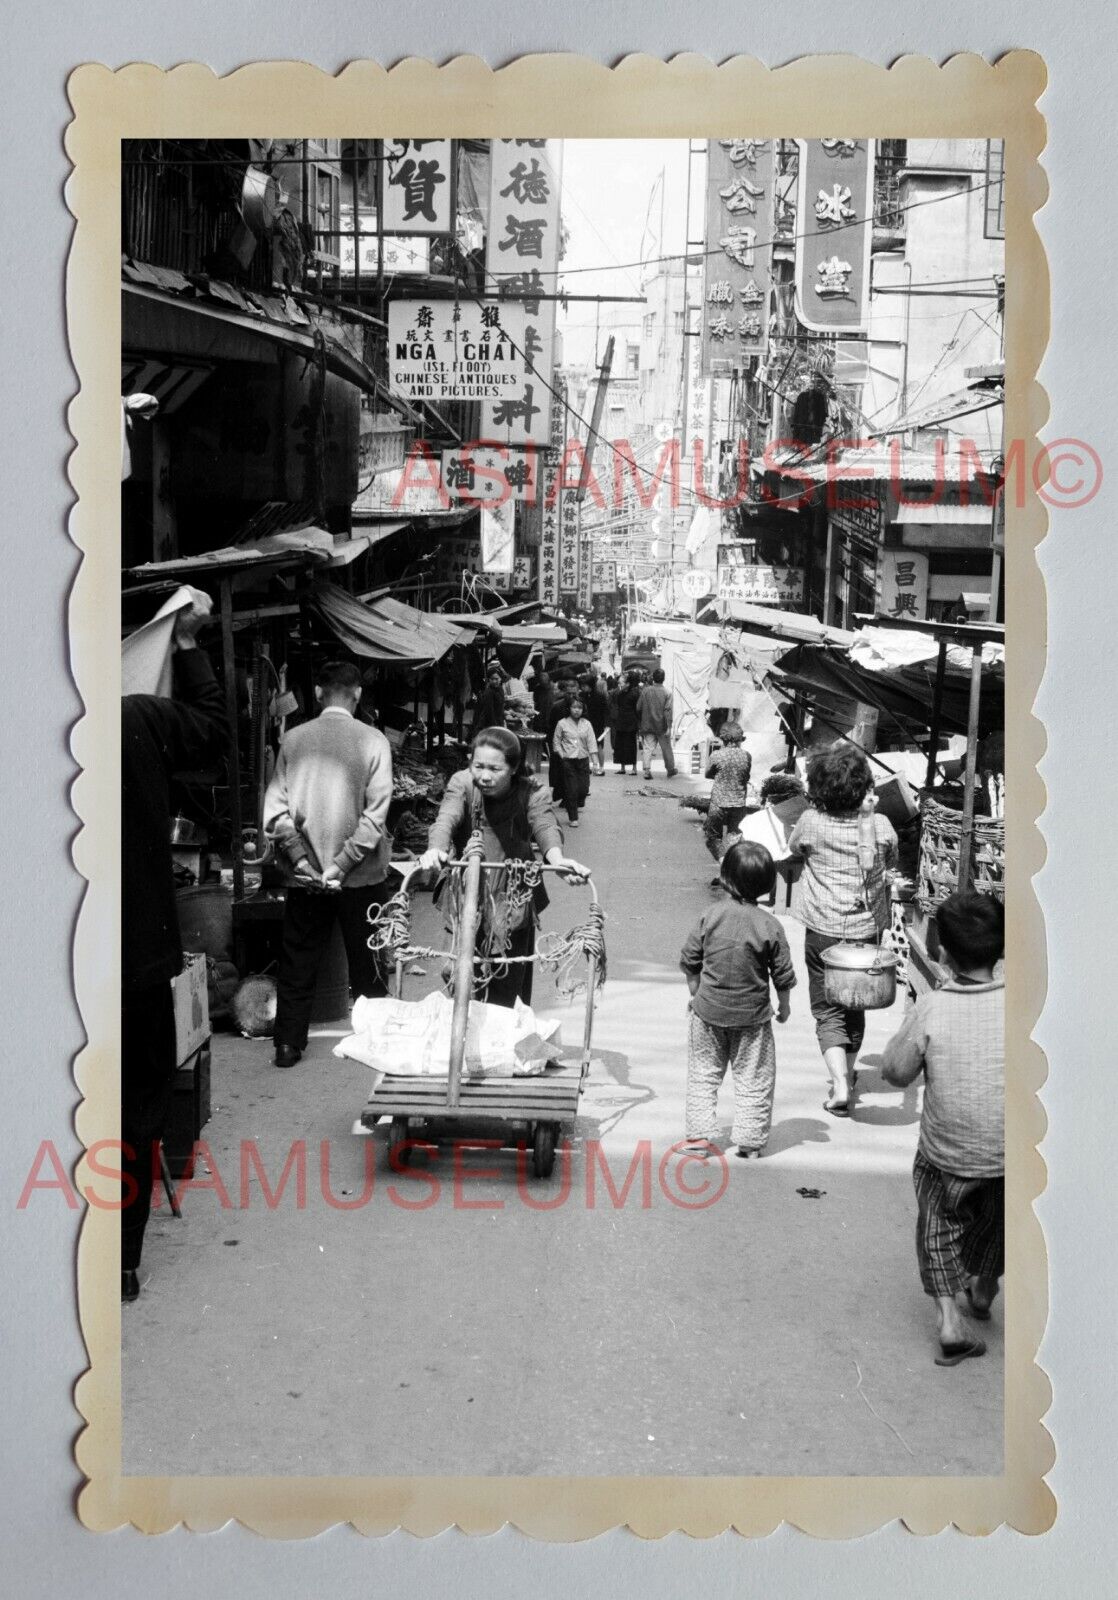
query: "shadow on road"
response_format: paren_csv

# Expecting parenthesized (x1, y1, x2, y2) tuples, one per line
(765, 1116, 833, 1154)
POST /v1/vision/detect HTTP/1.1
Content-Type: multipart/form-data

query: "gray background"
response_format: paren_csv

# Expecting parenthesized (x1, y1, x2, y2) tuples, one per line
(0, 1, 1111, 1592)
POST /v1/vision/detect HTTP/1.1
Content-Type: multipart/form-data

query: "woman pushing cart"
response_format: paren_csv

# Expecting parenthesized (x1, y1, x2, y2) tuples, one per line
(417, 725, 592, 1004)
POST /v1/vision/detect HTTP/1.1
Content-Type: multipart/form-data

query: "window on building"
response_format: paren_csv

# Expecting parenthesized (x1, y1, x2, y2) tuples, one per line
(674, 310, 685, 334)
(626, 343, 640, 377)
(643, 312, 655, 340)
(984, 139, 1006, 239)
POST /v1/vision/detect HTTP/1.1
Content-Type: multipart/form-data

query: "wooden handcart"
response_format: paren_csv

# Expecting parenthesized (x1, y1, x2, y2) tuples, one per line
(358, 844, 603, 1179)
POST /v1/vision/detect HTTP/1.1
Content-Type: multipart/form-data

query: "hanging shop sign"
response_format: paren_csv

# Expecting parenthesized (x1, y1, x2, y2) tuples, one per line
(441, 444, 539, 503)
(538, 380, 564, 605)
(480, 499, 516, 574)
(435, 535, 482, 585)
(702, 140, 777, 374)
(339, 211, 430, 276)
(879, 548, 929, 621)
(717, 545, 805, 604)
(679, 569, 712, 600)
(358, 412, 412, 478)
(482, 139, 563, 450)
(559, 476, 581, 595)
(577, 538, 594, 610)
(794, 139, 876, 333)
(381, 139, 454, 235)
(591, 560, 618, 594)
(388, 299, 529, 400)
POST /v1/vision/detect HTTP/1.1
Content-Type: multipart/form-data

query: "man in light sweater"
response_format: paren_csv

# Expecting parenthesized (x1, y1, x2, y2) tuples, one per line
(264, 660, 394, 1069)
(637, 667, 677, 779)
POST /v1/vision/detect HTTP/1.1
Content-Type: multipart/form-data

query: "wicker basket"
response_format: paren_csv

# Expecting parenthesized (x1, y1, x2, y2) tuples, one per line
(916, 796, 1005, 911)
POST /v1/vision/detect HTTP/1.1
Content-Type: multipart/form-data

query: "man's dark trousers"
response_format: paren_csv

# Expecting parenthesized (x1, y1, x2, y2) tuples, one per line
(274, 883, 392, 1050)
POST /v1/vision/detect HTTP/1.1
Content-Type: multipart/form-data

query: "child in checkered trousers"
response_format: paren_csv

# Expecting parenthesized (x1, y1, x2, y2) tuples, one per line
(882, 892, 1004, 1367)
(679, 841, 796, 1159)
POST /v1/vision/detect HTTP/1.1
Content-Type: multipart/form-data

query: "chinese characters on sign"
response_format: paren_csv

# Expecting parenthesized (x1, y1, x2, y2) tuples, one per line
(483, 140, 563, 450)
(716, 545, 805, 605)
(339, 213, 430, 277)
(702, 140, 777, 374)
(559, 466, 581, 595)
(794, 139, 875, 332)
(441, 444, 539, 503)
(577, 538, 593, 610)
(880, 549, 929, 620)
(388, 300, 529, 400)
(381, 139, 454, 234)
(591, 560, 618, 594)
(480, 499, 516, 575)
(537, 383, 564, 606)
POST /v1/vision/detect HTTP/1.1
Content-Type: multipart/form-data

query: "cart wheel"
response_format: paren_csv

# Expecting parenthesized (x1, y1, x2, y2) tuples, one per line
(390, 1117, 413, 1168)
(532, 1122, 557, 1180)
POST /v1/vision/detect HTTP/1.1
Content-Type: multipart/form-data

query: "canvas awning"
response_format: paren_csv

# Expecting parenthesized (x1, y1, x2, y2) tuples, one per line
(700, 598, 856, 649)
(311, 580, 469, 665)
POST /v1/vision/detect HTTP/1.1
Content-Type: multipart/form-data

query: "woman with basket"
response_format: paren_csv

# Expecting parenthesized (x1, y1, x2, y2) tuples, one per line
(418, 727, 590, 1009)
(787, 745, 899, 1117)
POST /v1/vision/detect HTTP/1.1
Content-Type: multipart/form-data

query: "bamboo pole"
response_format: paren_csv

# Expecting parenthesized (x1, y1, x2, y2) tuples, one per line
(956, 645, 984, 891)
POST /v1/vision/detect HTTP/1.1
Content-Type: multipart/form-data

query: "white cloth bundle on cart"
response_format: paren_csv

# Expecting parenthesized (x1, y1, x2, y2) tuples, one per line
(334, 991, 563, 1085)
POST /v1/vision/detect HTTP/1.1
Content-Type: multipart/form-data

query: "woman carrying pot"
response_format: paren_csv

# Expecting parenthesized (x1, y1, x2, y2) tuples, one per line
(786, 744, 898, 1117)
(418, 727, 590, 1009)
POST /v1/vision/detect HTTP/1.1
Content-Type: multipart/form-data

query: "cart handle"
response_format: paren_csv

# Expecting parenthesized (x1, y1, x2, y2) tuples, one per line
(391, 858, 598, 902)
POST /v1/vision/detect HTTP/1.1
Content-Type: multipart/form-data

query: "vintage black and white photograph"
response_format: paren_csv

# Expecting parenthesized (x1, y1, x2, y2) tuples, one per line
(111, 123, 1014, 1484)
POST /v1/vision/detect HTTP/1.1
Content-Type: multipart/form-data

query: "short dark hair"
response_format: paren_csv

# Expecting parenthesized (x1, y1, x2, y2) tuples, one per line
(567, 696, 584, 713)
(936, 891, 1004, 968)
(718, 721, 745, 743)
(486, 664, 504, 681)
(652, 668, 666, 684)
(316, 659, 362, 694)
(470, 725, 525, 776)
(720, 840, 776, 902)
(806, 745, 873, 813)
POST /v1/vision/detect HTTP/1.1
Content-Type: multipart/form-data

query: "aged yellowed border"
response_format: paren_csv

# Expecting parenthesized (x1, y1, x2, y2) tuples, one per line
(68, 52, 1052, 1536)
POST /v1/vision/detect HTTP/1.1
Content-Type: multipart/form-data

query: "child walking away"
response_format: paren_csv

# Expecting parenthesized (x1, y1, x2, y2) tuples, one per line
(679, 841, 796, 1158)
(703, 722, 753, 884)
(551, 695, 597, 826)
(882, 892, 1004, 1367)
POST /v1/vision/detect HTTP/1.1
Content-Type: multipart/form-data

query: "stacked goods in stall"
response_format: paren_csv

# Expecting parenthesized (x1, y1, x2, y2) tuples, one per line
(501, 676, 536, 735)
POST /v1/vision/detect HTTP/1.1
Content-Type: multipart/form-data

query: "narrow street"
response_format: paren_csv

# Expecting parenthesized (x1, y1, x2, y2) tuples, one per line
(124, 763, 1002, 1477)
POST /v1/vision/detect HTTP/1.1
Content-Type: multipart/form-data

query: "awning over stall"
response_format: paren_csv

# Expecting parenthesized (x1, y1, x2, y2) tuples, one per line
(311, 580, 469, 665)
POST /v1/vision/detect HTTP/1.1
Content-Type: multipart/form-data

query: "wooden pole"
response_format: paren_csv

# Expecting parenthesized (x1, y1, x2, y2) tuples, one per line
(924, 637, 949, 789)
(447, 840, 483, 1108)
(956, 645, 984, 891)
(219, 578, 245, 905)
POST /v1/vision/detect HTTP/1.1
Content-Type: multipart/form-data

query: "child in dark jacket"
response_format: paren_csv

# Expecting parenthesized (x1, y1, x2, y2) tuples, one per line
(679, 841, 796, 1158)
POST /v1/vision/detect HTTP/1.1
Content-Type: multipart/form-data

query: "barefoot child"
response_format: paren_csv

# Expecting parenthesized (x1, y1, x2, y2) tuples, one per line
(679, 841, 796, 1158)
(882, 891, 1004, 1366)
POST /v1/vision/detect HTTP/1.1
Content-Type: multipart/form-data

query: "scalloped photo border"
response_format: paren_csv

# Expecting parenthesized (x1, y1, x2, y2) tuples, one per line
(66, 50, 1052, 1537)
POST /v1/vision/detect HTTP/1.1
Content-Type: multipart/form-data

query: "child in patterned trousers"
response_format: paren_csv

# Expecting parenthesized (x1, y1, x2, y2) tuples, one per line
(883, 892, 1004, 1366)
(679, 841, 796, 1158)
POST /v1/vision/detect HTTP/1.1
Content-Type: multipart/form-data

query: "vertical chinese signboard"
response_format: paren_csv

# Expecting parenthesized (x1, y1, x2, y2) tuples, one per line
(577, 537, 594, 610)
(794, 139, 875, 333)
(559, 487, 581, 595)
(381, 139, 454, 234)
(480, 499, 516, 575)
(702, 140, 777, 375)
(538, 381, 564, 605)
(482, 139, 563, 451)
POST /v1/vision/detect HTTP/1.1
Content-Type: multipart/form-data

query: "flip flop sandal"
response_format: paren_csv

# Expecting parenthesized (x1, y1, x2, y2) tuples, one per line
(934, 1337, 987, 1367)
(965, 1287, 993, 1321)
(822, 1097, 850, 1117)
(735, 1147, 761, 1159)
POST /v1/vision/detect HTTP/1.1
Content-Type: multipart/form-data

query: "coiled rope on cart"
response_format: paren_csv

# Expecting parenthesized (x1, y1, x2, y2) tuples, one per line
(365, 855, 607, 997)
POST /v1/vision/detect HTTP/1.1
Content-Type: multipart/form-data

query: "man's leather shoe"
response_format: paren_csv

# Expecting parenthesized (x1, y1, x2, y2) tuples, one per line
(121, 1269, 140, 1302)
(274, 1043, 302, 1069)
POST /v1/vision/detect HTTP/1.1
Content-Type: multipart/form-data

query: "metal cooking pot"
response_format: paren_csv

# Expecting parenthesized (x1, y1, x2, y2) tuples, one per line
(821, 942, 897, 1010)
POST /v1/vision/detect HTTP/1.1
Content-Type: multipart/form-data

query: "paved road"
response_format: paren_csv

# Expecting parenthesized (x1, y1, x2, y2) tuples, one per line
(124, 762, 1002, 1476)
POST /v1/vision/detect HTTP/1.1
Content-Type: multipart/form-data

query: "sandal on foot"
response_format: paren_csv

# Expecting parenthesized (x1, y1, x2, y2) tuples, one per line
(822, 1096, 850, 1117)
(735, 1146, 760, 1159)
(934, 1337, 987, 1367)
